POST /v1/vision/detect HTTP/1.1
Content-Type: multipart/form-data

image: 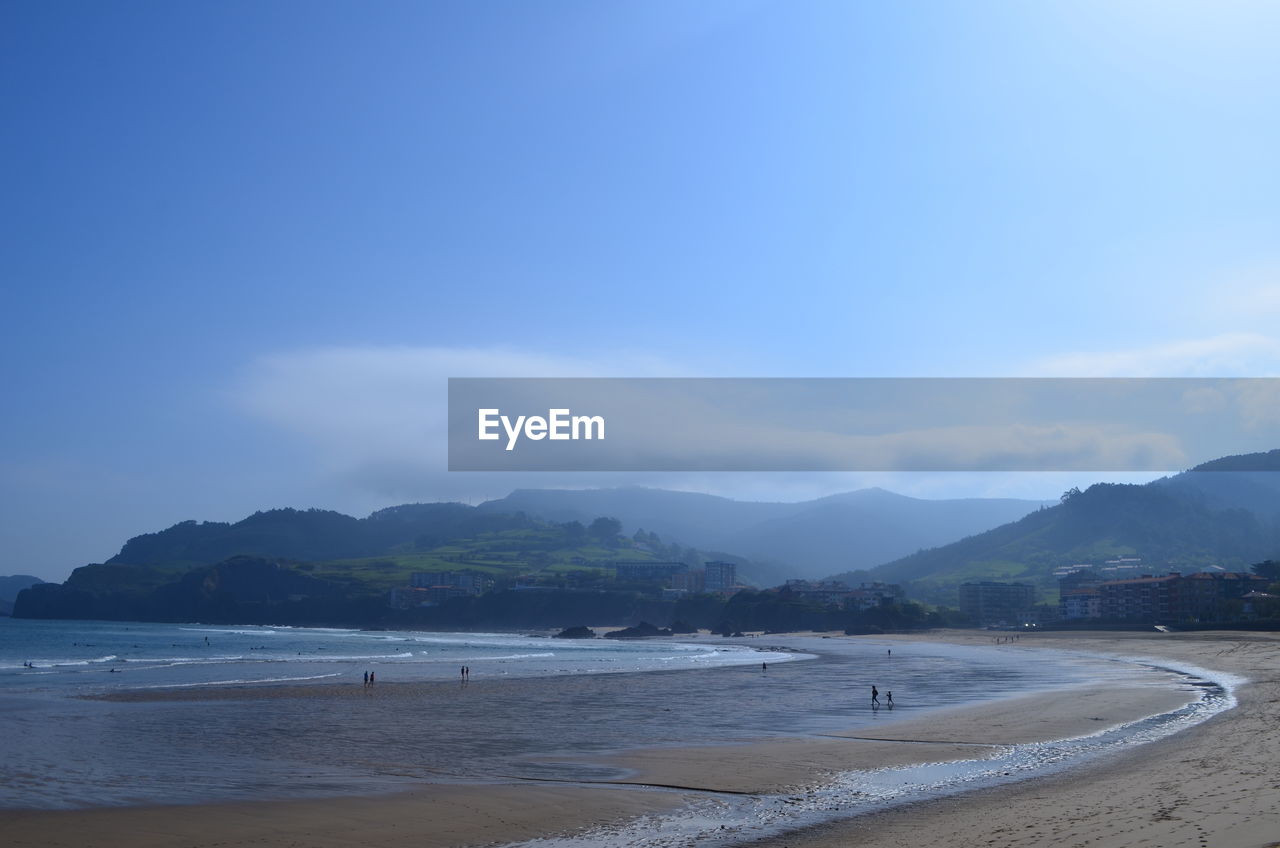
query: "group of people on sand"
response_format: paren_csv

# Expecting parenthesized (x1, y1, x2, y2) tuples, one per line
(360, 667, 472, 687)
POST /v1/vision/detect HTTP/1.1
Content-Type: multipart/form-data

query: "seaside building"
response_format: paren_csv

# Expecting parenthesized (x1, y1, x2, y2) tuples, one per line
(1058, 567, 1105, 620)
(847, 581, 906, 610)
(1096, 573, 1180, 622)
(396, 570, 495, 607)
(669, 570, 705, 593)
(958, 581, 1035, 626)
(1096, 571, 1268, 623)
(1060, 588, 1101, 620)
(703, 561, 737, 594)
(781, 579, 905, 609)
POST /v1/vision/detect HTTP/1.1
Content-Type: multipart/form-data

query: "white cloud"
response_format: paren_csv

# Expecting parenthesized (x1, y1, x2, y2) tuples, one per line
(234, 345, 687, 486)
(1232, 379, 1280, 432)
(233, 345, 1278, 509)
(1028, 332, 1280, 377)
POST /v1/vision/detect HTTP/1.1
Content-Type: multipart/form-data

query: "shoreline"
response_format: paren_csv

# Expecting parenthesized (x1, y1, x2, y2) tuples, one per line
(3, 630, 1274, 847)
(600, 680, 1201, 796)
(745, 629, 1280, 848)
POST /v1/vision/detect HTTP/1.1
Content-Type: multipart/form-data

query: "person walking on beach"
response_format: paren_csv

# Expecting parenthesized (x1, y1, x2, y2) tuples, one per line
(363, 671, 369, 687)
(871, 685, 880, 706)
(369, 671, 375, 685)
(887, 691, 894, 708)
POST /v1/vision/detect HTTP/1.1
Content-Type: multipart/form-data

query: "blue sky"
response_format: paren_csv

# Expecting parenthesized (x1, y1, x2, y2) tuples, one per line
(4, 1, 1280, 581)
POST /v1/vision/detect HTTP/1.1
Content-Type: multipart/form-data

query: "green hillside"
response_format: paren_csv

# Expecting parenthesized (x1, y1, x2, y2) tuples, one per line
(304, 526, 652, 595)
(12, 508, 742, 625)
(844, 482, 1279, 605)
(96, 505, 687, 597)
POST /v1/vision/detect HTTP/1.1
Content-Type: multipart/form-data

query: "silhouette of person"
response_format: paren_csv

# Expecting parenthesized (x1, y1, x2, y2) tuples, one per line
(871, 685, 880, 706)
(887, 690, 894, 708)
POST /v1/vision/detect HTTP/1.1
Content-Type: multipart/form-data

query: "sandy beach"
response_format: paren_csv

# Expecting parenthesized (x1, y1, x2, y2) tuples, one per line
(748, 630, 1280, 848)
(3, 630, 1278, 848)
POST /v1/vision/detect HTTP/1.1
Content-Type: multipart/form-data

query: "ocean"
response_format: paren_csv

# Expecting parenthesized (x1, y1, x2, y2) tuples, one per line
(0, 618, 798, 693)
(0, 617, 1235, 827)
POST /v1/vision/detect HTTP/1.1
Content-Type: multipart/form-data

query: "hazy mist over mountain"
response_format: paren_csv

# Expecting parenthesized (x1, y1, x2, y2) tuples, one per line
(17, 454, 1280, 621)
(480, 487, 1049, 579)
(845, 453, 1280, 605)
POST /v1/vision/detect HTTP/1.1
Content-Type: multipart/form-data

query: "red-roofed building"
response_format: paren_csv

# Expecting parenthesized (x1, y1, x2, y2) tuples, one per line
(1097, 571, 1267, 623)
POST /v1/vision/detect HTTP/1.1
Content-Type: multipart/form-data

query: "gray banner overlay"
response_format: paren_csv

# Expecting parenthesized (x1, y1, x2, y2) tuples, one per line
(447, 378, 1280, 472)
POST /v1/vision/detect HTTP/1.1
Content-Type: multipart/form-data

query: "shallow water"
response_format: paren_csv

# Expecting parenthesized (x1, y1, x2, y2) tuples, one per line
(0, 619, 1213, 810)
(0, 618, 797, 694)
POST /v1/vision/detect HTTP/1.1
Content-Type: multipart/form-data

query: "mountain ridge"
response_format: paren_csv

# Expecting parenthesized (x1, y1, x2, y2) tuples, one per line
(850, 453, 1280, 605)
(479, 486, 1049, 580)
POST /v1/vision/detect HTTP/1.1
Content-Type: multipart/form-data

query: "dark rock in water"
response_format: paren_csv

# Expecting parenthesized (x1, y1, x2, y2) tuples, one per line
(604, 620, 671, 638)
(668, 619, 697, 634)
(553, 625, 597, 639)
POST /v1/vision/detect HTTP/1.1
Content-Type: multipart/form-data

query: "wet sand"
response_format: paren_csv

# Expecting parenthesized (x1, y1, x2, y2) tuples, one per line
(0, 783, 693, 848)
(605, 682, 1196, 795)
(747, 630, 1280, 848)
(4, 630, 1276, 848)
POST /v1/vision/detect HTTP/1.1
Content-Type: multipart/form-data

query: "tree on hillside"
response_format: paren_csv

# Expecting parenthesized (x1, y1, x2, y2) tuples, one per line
(1250, 560, 1280, 582)
(589, 516, 622, 542)
(561, 520, 587, 543)
(632, 528, 661, 546)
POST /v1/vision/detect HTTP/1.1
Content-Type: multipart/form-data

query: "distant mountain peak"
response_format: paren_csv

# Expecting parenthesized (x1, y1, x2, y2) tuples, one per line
(479, 485, 1047, 582)
(1189, 449, 1280, 472)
